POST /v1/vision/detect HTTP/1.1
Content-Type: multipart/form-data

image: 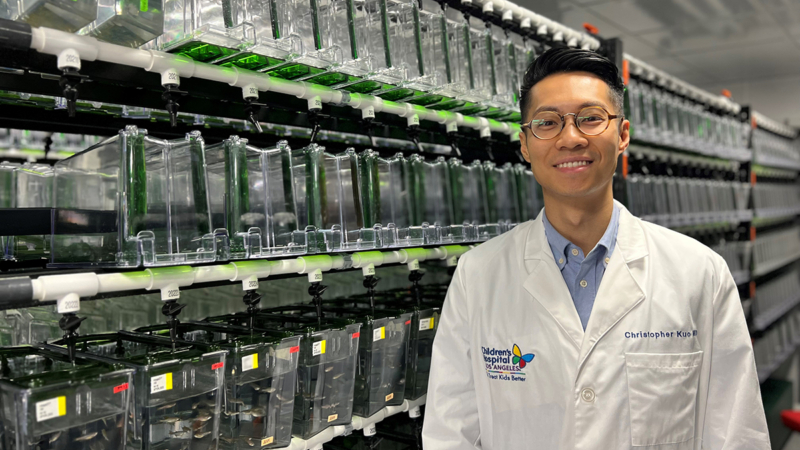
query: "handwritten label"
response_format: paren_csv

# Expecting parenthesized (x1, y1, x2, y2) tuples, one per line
(151, 373, 173, 394)
(373, 327, 385, 342)
(419, 317, 434, 331)
(242, 354, 259, 372)
(36, 396, 66, 422)
(312, 340, 326, 356)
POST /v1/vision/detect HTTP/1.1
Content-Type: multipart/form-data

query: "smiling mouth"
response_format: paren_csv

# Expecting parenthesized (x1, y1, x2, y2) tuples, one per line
(554, 161, 592, 168)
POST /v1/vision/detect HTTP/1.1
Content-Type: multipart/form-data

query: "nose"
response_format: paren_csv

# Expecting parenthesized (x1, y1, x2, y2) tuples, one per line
(556, 115, 588, 150)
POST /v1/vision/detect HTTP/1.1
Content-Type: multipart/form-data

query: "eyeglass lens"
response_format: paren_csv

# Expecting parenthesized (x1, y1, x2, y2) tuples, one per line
(529, 107, 610, 140)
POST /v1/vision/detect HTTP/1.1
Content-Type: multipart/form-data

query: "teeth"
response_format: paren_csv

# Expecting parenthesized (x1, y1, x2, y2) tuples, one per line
(556, 161, 590, 168)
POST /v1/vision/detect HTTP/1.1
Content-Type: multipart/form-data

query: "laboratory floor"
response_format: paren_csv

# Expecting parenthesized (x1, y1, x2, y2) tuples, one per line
(785, 433, 800, 449)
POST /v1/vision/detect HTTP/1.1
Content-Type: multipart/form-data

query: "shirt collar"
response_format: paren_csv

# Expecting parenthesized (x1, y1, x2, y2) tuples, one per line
(542, 203, 620, 270)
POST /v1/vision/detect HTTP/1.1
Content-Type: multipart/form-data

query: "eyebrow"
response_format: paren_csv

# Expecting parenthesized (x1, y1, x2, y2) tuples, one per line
(531, 101, 609, 117)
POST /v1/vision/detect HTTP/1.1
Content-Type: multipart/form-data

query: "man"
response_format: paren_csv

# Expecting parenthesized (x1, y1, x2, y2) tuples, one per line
(422, 48, 769, 449)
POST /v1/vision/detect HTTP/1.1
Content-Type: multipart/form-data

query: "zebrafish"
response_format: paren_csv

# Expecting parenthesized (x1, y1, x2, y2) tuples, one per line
(242, 407, 266, 417)
(159, 416, 181, 424)
(101, 429, 110, 441)
(194, 430, 212, 439)
(48, 431, 61, 444)
(74, 432, 98, 442)
(157, 402, 177, 410)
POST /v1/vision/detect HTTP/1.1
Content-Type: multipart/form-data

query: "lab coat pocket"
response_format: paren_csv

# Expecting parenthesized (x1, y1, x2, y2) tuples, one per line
(624, 351, 703, 447)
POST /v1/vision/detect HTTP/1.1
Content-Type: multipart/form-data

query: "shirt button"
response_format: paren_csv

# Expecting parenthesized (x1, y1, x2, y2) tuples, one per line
(571, 249, 579, 256)
(580, 280, 588, 288)
(581, 388, 595, 403)
(558, 258, 564, 264)
(605, 257, 610, 264)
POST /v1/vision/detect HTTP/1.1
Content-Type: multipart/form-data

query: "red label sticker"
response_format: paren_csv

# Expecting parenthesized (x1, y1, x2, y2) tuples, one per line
(405, 320, 411, 325)
(211, 362, 224, 370)
(113, 383, 129, 394)
(352, 332, 360, 339)
(289, 346, 300, 354)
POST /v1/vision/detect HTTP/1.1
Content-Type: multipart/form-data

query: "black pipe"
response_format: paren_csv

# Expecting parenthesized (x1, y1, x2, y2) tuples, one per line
(0, 276, 35, 309)
(0, 19, 32, 51)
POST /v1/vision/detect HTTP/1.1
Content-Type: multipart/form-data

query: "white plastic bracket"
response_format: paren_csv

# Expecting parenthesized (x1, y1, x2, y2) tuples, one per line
(57, 48, 81, 71)
(242, 83, 259, 100)
(408, 406, 422, 418)
(520, 17, 531, 29)
(482, 1, 493, 13)
(308, 96, 323, 111)
(537, 24, 548, 35)
(362, 263, 376, 277)
(407, 259, 420, 271)
(308, 269, 323, 283)
(407, 114, 420, 127)
(445, 121, 458, 133)
(242, 275, 259, 291)
(57, 293, 80, 314)
(361, 106, 375, 120)
(364, 423, 377, 437)
(160, 283, 180, 301)
(502, 9, 513, 22)
(479, 126, 491, 139)
(161, 68, 180, 87)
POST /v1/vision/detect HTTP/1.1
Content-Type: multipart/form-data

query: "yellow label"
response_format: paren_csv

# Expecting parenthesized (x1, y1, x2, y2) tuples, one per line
(327, 413, 338, 423)
(261, 436, 274, 445)
(165, 373, 173, 390)
(243, 353, 259, 372)
(58, 396, 66, 416)
(385, 393, 394, 402)
(380, 327, 385, 339)
(430, 317, 434, 328)
(313, 340, 326, 356)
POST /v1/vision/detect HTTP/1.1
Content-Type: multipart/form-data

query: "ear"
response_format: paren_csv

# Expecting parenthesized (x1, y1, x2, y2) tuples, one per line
(519, 131, 531, 163)
(617, 119, 630, 157)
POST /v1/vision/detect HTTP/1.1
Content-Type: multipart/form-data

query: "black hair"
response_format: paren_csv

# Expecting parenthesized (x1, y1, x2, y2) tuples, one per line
(519, 47, 625, 122)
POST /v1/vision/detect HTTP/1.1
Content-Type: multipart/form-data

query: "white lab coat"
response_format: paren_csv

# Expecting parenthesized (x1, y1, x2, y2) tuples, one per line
(423, 203, 770, 449)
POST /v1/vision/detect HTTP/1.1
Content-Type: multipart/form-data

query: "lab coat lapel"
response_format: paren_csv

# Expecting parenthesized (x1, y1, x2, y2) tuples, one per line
(576, 205, 648, 373)
(522, 214, 584, 349)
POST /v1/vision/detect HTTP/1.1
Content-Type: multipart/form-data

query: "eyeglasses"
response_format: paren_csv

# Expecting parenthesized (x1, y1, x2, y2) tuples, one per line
(521, 106, 622, 140)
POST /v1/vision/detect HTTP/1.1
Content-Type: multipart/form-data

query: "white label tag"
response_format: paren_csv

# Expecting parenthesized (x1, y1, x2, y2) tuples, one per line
(447, 256, 458, 267)
(363, 264, 376, 276)
(308, 270, 323, 283)
(419, 317, 434, 331)
(243, 278, 259, 291)
(161, 288, 180, 301)
(242, 353, 259, 372)
(408, 260, 420, 271)
(373, 327, 385, 342)
(312, 340, 326, 356)
(151, 373, 173, 394)
(36, 396, 66, 422)
(409, 406, 422, 418)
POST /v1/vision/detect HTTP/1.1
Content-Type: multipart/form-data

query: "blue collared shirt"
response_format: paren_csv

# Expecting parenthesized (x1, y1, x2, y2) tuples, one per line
(542, 204, 620, 330)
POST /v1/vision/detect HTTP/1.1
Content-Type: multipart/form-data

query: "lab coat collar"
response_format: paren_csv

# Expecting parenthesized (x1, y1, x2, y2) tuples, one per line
(521, 201, 648, 354)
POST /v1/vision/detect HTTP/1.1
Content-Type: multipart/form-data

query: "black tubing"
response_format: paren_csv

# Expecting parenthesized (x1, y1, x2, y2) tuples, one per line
(0, 19, 32, 51)
(0, 277, 34, 309)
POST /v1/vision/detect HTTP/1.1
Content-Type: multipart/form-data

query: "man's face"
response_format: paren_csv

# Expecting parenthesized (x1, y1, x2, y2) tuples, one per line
(519, 72, 630, 200)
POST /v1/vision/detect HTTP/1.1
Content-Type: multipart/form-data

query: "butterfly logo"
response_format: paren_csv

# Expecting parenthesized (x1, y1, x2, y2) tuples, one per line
(512, 344, 534, 369)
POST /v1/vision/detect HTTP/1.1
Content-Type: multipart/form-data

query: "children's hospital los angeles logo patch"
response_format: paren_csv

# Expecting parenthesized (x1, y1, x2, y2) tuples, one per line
(482, 344, 534, 382)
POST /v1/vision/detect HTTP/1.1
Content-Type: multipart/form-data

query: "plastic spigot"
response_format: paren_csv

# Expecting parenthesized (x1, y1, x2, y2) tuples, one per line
(363, 275, 380, 316)
(308, 283, 328, 327)
(447, 131, 461, 157)
(162, 85, 187, 127)
(58, 312, 86, 362)
(58, 69, 88, 118)
(307, 109, 328, 144)
(408, 270, 425, 307)
(407, 124, 423, 153)
(484, 138, 495, 161)
(242, 290, 262, 330)
(244, 98, 266, 133)
(161, 300, 187, 347)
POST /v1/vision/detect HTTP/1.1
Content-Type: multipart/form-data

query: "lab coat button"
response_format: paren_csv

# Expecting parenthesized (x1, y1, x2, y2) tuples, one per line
(571, 249, 579, 256)
(580, 388, 595, 403)
(558, 258, 564, 264)
(605, 257, 610, 264)
(580, 280, 588, 288)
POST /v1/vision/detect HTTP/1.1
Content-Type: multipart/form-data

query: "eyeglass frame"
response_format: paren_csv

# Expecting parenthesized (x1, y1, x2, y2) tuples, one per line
(520, 106, 624, 140)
